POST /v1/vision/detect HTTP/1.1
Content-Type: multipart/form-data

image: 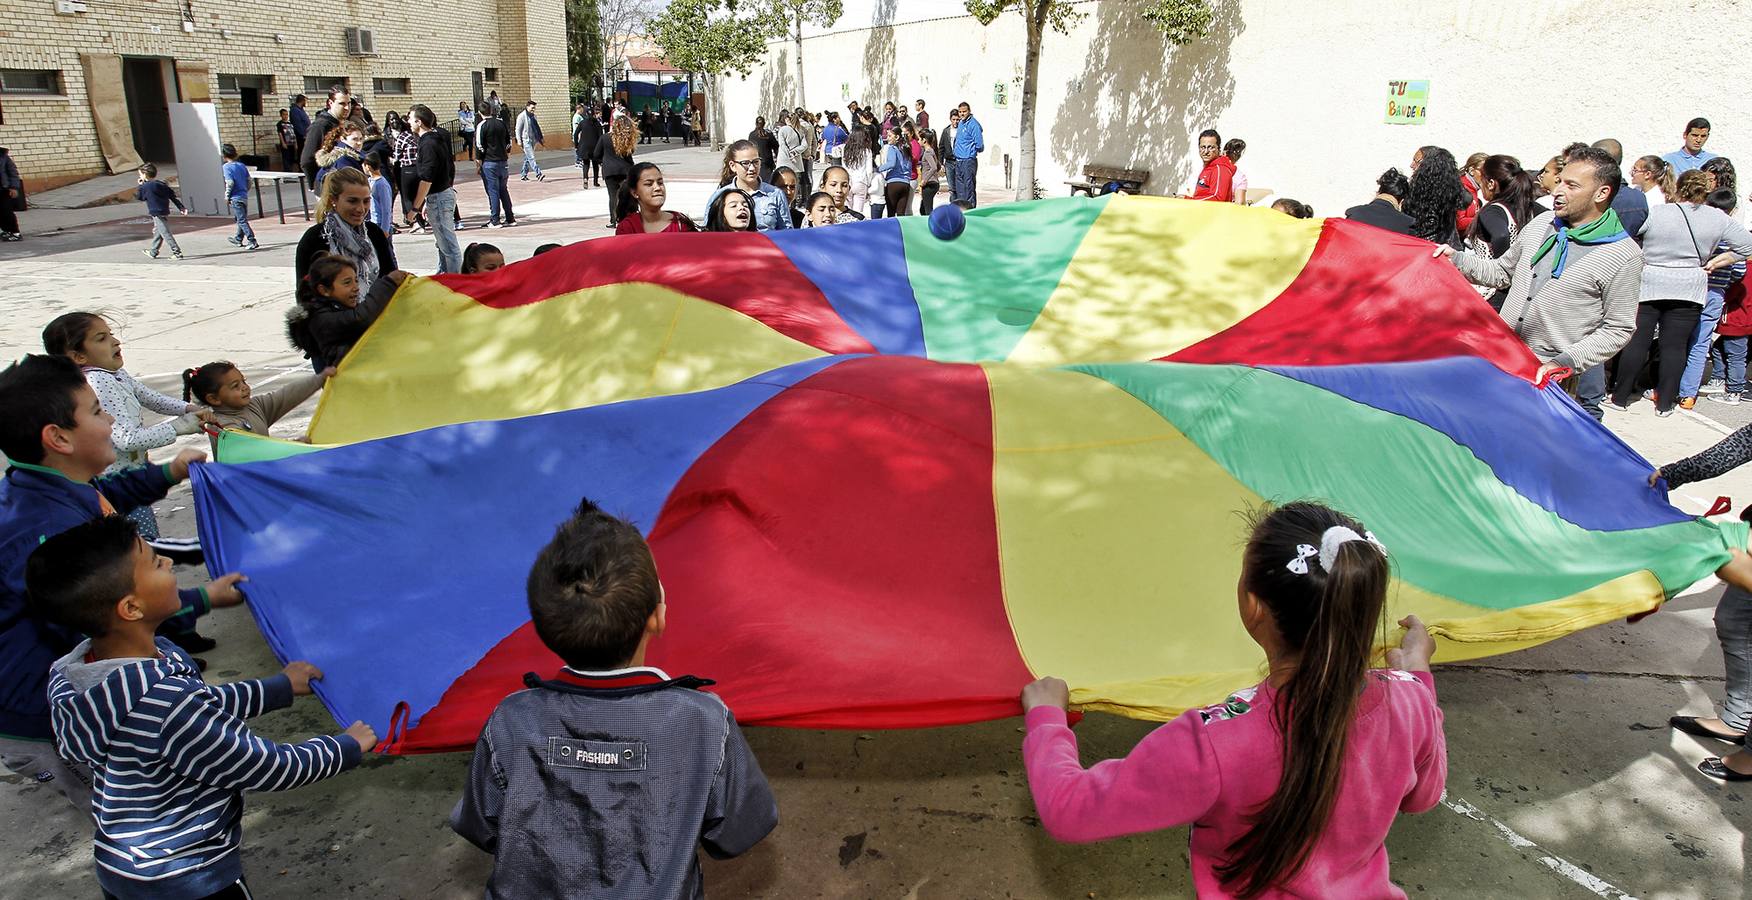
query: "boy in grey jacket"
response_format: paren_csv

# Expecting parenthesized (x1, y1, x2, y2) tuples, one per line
(451, 497, 777, 899)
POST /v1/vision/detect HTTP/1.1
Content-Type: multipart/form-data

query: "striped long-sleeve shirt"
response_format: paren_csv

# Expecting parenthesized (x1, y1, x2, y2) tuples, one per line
(1452, 210, 1643, 372)
(49, 637, 362, 900)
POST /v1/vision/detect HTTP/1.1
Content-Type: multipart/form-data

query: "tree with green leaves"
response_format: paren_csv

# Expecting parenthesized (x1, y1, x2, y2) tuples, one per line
(564, 0, 604, 97)
(966, 0, 1214, 201)
(771, 0, 843, 109)
(649, 0, 786, 150)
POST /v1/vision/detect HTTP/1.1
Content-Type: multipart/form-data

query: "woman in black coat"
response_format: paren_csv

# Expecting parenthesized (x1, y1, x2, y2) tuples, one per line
(576, 111, 604, 189)
(294, 167, 398, 289)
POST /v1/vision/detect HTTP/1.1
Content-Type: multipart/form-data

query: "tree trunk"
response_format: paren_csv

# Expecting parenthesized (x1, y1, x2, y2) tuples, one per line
(704, 73, 725, 151)
(1014, 0, 1048, 201)
(793, 9, 807, 109)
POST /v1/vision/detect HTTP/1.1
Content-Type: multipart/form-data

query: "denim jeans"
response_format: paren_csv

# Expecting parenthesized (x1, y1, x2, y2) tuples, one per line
(1723, 336, 1750, 393)
(1717, 584, 1752, 732)
(148, 215, 181, 256)
(482, 160, 508, 224)
(229, 197, 257, 245)
(1564, 363, 1606, 421)
(426, 187, 461, 273)
(1680, 289, 1727, 398)
(521, 144, 542, 178)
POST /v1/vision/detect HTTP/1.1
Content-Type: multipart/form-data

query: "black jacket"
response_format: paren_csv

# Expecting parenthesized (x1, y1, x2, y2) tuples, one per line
(575, 116, 604, 160)
(478, 117, 511, 163)
(596, 134, 634, 179)
(416, 128, 455, 193)
(300, 110, 341, 172)
(1344, 198, 1415, 236)
(287, 272, 400, 369)
(294, 220, 397, 287)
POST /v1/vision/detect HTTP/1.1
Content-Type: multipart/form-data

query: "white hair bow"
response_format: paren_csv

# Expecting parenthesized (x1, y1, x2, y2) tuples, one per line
(1286, 526, 1386, 575)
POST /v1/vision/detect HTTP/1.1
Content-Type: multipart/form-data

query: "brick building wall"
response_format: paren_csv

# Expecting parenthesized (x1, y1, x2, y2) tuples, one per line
(0, 0, 568, 192)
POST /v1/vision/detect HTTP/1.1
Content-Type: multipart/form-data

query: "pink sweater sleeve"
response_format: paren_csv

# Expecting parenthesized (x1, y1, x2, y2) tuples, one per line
(1022, 706, 1221, 844)
(1398, 670, 1448, 814)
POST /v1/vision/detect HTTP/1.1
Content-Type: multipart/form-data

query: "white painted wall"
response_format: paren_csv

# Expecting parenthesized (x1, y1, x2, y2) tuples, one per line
(719, 0, 1752, 214)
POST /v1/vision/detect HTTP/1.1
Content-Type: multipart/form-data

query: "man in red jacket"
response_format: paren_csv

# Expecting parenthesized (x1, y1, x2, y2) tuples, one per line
(1183, 128, 1235, 202)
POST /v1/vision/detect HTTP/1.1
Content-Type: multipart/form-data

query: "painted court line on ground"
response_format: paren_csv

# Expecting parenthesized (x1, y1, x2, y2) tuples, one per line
(1442, 793, 1638, 899)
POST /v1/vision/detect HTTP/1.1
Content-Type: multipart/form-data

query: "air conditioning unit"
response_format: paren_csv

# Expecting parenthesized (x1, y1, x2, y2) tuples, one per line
(345, 27, 377, 56)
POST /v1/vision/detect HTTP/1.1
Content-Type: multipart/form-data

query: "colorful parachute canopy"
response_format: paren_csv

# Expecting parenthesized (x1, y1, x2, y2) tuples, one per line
(194, 196, 1748, 754)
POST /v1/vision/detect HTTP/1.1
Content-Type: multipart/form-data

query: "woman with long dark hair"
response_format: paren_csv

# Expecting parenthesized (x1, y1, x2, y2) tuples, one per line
(704, 188, 755, 232)
(614, 163, 697, 234)
(1404, 146, 1469, 247)
(1020, 501, 1445, 896)
(1463, 155, 1539, 310)
(843, 125, 878, 218)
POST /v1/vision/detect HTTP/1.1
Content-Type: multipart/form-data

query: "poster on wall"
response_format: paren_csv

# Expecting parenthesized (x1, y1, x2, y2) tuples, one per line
(1384, 80, 1428, 125)
(841, 82, 850, 102)
(993, 82, 1008, 109)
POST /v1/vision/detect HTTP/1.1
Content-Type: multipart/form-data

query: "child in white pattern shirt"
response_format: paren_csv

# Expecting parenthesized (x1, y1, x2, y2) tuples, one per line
(41, 313, 213, 543)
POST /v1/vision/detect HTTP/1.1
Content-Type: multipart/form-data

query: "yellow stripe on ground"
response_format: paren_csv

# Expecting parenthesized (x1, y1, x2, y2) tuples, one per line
(308, 278, 828, 444)
(986, 363, 1676, 721)
(1004, 196, 1322, 365)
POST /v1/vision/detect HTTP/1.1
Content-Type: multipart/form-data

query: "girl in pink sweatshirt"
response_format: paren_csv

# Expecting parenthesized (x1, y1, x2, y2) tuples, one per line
(1022, 502, 1447, 899)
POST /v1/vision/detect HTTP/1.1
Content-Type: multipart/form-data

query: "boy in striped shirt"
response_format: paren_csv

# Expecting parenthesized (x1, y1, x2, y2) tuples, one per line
(32, 516, 375, 900)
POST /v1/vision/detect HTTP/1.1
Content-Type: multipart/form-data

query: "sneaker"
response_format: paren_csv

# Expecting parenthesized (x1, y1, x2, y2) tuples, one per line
(171, 252, 185, 260)
(142, 249, 159, 259)
(521, 175, 529, 181)
(536, 172, 545, 182)
(1, 231, 21, 241)
(456, 221, 468, 230)
(1710, 393, 1743, 406)
(1702, 379, 1728, 395)
(504, 219, 517, 227)
(1679, 397, 1697, 410)
(1603, 400, 1632, 412)
(246, 243, 260, 251)
(1641, 389, 1659, 404)
(1656, 408, 1675, 418)
(226, 235, 243, 247)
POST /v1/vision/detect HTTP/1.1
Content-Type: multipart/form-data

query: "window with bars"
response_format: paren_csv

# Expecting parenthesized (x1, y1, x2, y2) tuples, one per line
(218, 73, 273, 96)
(0, 69, 63, 95)
(372, 77, 410, 95)
(483, 68, 499, 83)
(303, 76, 350, 93)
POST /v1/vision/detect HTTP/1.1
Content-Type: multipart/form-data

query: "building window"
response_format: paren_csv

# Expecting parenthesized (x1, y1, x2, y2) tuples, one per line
(217, 73, 273, 96)
(372, 77, 410, 95)
(483, 68, 499, 83)
(0, 69, 63, 96)
(303, 75, 350, 93)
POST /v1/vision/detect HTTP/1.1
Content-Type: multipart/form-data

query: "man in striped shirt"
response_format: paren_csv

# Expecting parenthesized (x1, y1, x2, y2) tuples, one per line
(1438, 147, 1642, 420)
(34, 516, 375, 900)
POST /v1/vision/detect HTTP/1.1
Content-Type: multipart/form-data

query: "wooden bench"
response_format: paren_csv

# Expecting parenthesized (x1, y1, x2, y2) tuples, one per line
(1066, 164, 1149, 197)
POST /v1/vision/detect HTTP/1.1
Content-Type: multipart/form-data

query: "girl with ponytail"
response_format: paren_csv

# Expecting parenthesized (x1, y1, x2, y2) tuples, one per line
(1632, 155, 1677, 205)
(1021, 501, 1447, 898)
(181, 360, 334, 453)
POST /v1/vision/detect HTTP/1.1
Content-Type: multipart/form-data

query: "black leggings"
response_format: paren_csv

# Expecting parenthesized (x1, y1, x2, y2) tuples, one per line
(398, 169, 423, 222)
(604, 175, 626, 223)
(582, 156, 601, 182)
(1612, 299, 1703, 412)
(919, 182, 939, 215)
(884, 181, 913, 216)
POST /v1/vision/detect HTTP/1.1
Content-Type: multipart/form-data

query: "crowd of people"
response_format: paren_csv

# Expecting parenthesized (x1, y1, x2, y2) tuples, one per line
(12, 91, 1752, 899)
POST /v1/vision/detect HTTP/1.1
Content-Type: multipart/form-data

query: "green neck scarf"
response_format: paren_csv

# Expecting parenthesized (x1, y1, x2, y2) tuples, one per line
(1529, 208, 1628, 278)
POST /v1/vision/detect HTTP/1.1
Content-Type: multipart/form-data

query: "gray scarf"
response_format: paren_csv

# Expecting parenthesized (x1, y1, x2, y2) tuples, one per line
(321, 212, 380, 293)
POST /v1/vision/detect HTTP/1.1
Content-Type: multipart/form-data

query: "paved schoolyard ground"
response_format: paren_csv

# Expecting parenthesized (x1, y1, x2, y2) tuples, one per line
(1, 147, 1748, 898)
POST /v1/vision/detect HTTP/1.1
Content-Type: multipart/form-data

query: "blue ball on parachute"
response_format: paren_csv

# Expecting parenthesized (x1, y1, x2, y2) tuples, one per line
(929, 204, 967, 241)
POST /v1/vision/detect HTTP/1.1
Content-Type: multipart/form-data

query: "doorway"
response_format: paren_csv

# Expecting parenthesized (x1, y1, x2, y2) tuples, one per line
(471, 71, 485, 113)
(122, 57, 175, 162)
